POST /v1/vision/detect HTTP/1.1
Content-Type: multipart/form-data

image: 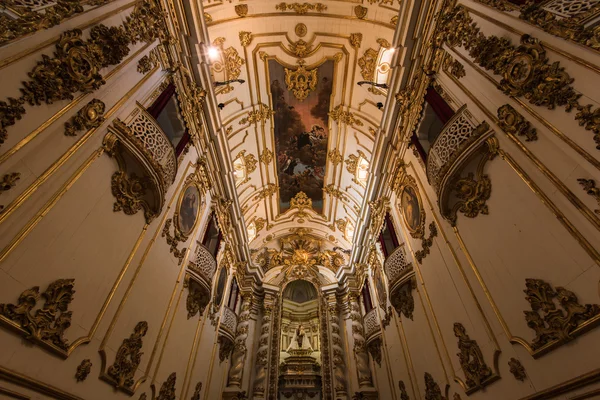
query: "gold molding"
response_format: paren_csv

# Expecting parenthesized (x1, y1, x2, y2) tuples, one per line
(518, 367, 600, 400)
(275, 2, 327, 14)
(0, 366, 83, 400)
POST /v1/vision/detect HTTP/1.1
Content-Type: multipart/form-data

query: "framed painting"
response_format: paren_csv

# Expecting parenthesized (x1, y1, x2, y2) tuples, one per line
(175, 180, 202, 237)
(399, 177, 425, 239)
(213, 266, 228, 307)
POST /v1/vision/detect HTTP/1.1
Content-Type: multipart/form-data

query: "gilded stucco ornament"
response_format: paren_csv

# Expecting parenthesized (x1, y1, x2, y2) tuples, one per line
(0, 172, 20, 212)
(330, 105, 364, 126)
(399, 381, 410, 400)
(105, 321, 148, 392)
(354, 5, 368, 19)
(392, 278, 417, 320)
(295, 23, 307, 37)
(285, 65, 318, 101)
(211, 37, 245, 94)
(424, 373, 445, 400)
(185, 275, 210, 319)
(577, 178, 600, 214)
(275, 2, 327, 13)
(415, 222, 437, 264)
(240, 104, 274, 125)
(328, 148, 343, 165)
(436, 1, 600, 149)
(443, 54, 466, 79)
(508, 358, 526, 381)
(162, 219, 187, 265)
(75, 359, 92, 382)
(289, 39, 313, 58)
(323, 184, 347, 200)
(453, 323, 497, 392)
(290, 191, 313, 217)
(219, 335, 235, 362)
(239, 31, 253, 47)
(345, 150, 366, 175)
(253, 183, 279, 201)
(260, 148, 274, 164)
(137, 54, 157, 74)
(64, 99, 106, 136)
(350, 33, 363, 48)
(234, 4, 248, 17)
(0, 278, 75, 356)
(191, 382, 202, 400)
(497, 104, 537, 141)
(156, 372, 176, 400)
(367, 338, 383, 367)
(110, 169, 155, 223)
(368, 197, 389, 237)
(358, 48, 378, 81)
(453, 172, 492, 219)
(523, 278, 600, 357)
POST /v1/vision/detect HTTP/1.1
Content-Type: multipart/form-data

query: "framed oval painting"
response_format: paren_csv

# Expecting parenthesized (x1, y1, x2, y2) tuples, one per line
(213, 266, 228, 307)
(399, 181, 425, 239)
(176, 181, 202, 237)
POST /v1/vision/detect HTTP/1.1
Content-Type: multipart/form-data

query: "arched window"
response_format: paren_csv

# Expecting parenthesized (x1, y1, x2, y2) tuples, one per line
(379, 213, 399, 258)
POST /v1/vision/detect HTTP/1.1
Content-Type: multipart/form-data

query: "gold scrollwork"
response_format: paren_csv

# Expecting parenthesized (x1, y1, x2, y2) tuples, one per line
(253, 183, 279, 201)
(259, 148, 274, 164)
(358, 48, 378, 81)
(367, 338, 383, 367)
(523, 278, 600, 357)
(330, 105, 363, 126)
(191, 382, 202, 400)
(240, 104, 274, 125)
(162, 218, 187, 264)
(392, 278, 417, 320)
(453, 323, 498, 393)
(184, 274, 211, 319)
(508, 358, 526, 381)
(103, 321, 148, 393)
(239, 31, 252, 47)
(137, 54, 157, 74)
(284, 65, 318, 101)
(497, 104, 537, 141)
(328, 148, 343, 165)
(111, 170, 155, 223)
(156, 372, 176, 400)
(0, 172, 20, 212)
(414, 221, 437, 264)
(577, 178, 600, 214)
(0, 278, 75, 357)
(354, 5, 368, 19)
(275, 2, 327, 14)
(218, 335, 235, 362)
(211, 37, 245, 94)
(398, 381, 410, 400)
(75, 359, 92, 382)
(234, 4, 248, 17)
(368, 197, 389, 236)
(323, 184, 347, 201)
(424, 372, 445, 400)
(350, 33, 363, 48)
(64, 99, 106, 136)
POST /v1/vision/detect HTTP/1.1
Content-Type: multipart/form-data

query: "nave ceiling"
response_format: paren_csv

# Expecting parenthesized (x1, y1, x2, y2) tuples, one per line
(198, 0, 413, 277)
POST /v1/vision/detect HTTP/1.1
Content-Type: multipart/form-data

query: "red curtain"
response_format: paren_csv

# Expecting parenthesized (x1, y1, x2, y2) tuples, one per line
(147, 83, 176, 118)
(424, 86, 454, 124)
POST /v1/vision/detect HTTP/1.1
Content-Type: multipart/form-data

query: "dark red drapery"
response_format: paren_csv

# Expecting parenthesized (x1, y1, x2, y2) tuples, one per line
(147, 83, 176, 119)
(424, 86, 454, 124)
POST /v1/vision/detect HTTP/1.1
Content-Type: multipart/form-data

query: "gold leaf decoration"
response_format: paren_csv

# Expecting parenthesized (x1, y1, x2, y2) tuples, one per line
(328, 148, 343, 165)
(284, 65, 318, 101)
(185, 275, 210, 319)
(239, 31, 253, 47)
(288, 39, 313, 58)
(578, 178, 600, 214)
(391, 15, 398, 26)
(191, 382, 203, 400)
(111, 170, 156, 223)
(137, 54, 157, 74)
(399, 381, 410, 400)
(290, 191, 313, 216)
(253, 184, 279, 201)
(0, 278, 75, 356)
(349, 33, 363, 48)
(392, 279, 417, 320)
(523, 278, 600, 357)
(329, 105, 363, 126)
(295, 23, 307, 37)
(275, 2, 327, 14)
(105, 321, 149, 391)
(0, 172, 20, 212)
(424, 373, 445, 400)
(368, 197, 389, 236)
(354, 5, 368, 19)
(508, 358, 526, 381)
(240, 104, 274, 125)
(260, 148, 274, 164)
(415, 222, 437, 264)
(212, 37, 245, 85)
(162, 218, 187, 265)
(454, 322, 496, 392)
(497, 104, 538, 141)
(323, 184, 347, 200)
(234, 4, 248, 17)
(157, 372, 176, 400)
(76, 359, 92, 382)
(203, 12, 213, 22)
(64, 99, 106, 136)
(358, 48, 378, 81)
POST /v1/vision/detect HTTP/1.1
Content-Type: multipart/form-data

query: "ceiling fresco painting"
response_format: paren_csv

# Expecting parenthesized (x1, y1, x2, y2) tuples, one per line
(268, 59, 335, 213)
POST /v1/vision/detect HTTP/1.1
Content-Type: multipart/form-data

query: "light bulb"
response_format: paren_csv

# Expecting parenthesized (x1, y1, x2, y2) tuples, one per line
(207, 46, 219, 60)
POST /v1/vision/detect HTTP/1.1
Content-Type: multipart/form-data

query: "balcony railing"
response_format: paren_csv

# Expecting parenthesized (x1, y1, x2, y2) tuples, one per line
(364, 308, 381, 342)
(219, 306, 238, 340)
(426, 105, 493, 193)
(188, 243, 217, 282)
(384, 244, 413, 292)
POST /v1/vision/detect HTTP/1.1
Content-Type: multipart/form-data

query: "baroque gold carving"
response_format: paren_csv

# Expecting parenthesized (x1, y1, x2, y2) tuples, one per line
(157, 372, 176, 400)
(437, 1, 600, 149)
(275, 2, 327, 13)
(415, 221, 437, 264)
(367, 338, 382, 367)
(239, 31, 252, 47)
(191, 382, 202, 400)
(392, 278, 417, 320)
(424, 373, 446, 400)
(345, 150, 366, 174)
(162, 218, 187, 265)
(578, 178, 600, 214)
(454, 323, 497, 393)
(443, 54, 466, 79)
(295, 23, 307, 37)
(0, 172, 20, 212)
(218, 335, 235, 362)
(235, 4, 248, 17)
(290, 191, 313, 216)
(284, 65, 318, 101)
(76, 359, 92, 382)
(350, 33, 363, 48)
(523, 278, 600, 357)
(354, 5, 368, 19)
(259, 148, 274, 164)
(330, 105, 363, 126)
(253, 183, 278, 201)
(64, 99, 106, 136)
(368, 197, 389, 236)
(137, 54, 157, 74)
(399, 381, 410, 400)
(497, 104, 538, 141)
(185, 275, 210, 319)
(328, 148, 343, 165)
(508, 358, 526, 381)
(212, 37, 245, 94)
(453, 172, 492, 220)
(105, 321, 148, 392)
(240, 103, 274, 125)
(323, 184, 347, 200)
(358, 48, 378, 81)
(0, 278, 75, 356)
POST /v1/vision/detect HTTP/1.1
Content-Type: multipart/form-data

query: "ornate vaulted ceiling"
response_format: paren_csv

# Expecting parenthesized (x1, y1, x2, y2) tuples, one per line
(202, 0, 403, 270)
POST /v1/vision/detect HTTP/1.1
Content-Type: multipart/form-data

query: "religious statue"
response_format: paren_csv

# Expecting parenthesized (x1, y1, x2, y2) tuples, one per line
(286, 323, 313, 352)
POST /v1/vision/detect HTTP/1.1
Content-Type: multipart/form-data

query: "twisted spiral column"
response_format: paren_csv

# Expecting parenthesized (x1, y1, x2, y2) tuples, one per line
(329, 303, 348, 396)
(227, 294, 252, 386)
(252, 303, 272, 398)
(349, 294, 373, 387)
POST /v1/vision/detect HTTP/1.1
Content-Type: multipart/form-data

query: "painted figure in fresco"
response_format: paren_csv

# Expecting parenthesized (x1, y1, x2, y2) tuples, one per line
(180, 186, 199, 234)
(401, 187, 420, 232)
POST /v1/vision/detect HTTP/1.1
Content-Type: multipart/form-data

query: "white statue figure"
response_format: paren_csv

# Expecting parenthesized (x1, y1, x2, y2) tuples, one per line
(287, 323, 313, 352)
